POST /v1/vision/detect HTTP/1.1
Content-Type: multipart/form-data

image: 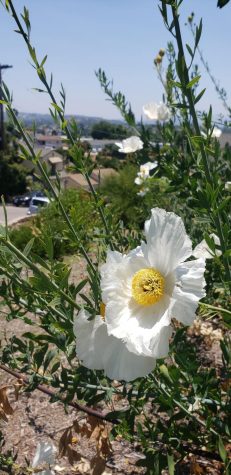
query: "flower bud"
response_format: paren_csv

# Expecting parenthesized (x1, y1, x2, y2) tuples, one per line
(154, 55, 162, 65)
(159, 48, 165, 57)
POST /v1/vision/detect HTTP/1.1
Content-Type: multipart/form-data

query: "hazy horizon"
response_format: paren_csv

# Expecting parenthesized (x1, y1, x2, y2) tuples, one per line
(1, 1, 231, 121)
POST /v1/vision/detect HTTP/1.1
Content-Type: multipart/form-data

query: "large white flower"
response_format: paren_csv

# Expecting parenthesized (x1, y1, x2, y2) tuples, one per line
(115, 136, 143, 153)
(74, 308, 157, 381)
(134, 161, 157, 185)
(32, 442, 56, 475)
(101, 208, 206, 357)
(192, 233, 221, 259)
(143, 102, 171, 121)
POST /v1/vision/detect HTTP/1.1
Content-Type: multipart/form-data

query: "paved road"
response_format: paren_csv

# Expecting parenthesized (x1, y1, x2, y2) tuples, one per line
(0, 205, 29, 225)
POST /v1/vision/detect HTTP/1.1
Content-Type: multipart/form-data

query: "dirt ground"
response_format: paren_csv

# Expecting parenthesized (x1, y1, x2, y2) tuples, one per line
(0, 255, 228, 474)
(0, 256, 146, 474)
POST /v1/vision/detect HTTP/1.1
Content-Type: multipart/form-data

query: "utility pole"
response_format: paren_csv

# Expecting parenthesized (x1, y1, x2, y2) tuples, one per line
(0, 64, 13, 150)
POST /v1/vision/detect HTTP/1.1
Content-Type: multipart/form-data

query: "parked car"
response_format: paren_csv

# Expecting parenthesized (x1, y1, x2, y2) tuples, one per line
(28, 197, 50, 215)
(13, 191, 45, 207)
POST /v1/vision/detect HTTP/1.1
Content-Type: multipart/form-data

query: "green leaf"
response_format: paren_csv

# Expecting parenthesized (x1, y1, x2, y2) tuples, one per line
(217, 0, 230, 7)
(159, 364, 172, 383)
(186, 75, 201, 89)
(218, 437, 227, 463)
(23, 238, 34, 257)
(167, 454, 175, 475)
(186, 44, 194, 58)
(194, 88, 206, 105)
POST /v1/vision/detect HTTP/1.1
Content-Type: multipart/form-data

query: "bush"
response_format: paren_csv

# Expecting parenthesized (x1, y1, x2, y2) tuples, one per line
(100, 164, 173, 229)
(10, 189, 101, 259)
(34, 188, 101, 258)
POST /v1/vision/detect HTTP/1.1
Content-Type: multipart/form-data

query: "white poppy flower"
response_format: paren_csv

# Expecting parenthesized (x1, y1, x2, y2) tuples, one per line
(115, 136, 143, 153)
(143, 102, 171, 121)
(32, 442, 56, 475)
(74, 308, 157, 381)
(192, 233, 221, 259)
(101, 208, 206, 357)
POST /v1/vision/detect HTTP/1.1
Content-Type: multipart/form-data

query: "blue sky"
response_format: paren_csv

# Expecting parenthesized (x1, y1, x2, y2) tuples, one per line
(0, 0, 230, 120)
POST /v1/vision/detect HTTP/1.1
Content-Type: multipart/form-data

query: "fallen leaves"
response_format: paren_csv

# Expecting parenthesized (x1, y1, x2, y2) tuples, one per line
(59, 415, 112, 475)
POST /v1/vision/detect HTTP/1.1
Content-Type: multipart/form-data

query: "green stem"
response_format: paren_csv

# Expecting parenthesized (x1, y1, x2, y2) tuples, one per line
(7, 0, 113, 250)
(152, 375, 219, 438)
(2, 95, 97, 277)
(171, 5, 230, 288)
(199, 302, 231, 317)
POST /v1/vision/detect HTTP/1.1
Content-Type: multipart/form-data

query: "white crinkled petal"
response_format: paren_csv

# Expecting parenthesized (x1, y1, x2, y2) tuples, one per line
(74, 310, 104, 370)
(102, 337, 156, 381)
(135, 176, 144, 185)
(101, 247, 147, 303)
(115, 136, 143, 153)
(143, 208, 192, 274)
(143, 102, 159, 120)
(157, 103, 171, 121)
(171, 258, 206, 325)
(105, 297, 172, 357)
(74, 310, 156, 381)
(192, 234, 221, 259)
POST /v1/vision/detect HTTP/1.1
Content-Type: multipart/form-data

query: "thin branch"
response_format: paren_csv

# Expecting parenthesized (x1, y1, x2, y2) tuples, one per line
(0, 364, 119, 424)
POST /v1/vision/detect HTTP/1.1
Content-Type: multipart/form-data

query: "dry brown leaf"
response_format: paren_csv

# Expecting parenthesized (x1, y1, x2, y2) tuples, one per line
(0, 386, 14, 419)
(59, 427, 73, 457)
(91, 455, 106, 475)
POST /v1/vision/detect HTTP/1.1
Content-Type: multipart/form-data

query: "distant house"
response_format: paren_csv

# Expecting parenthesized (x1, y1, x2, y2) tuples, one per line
(55, 168, 117, 191)
(35, 134, 64, 149)
(23, 148, 65, 176)
(218, 132, 231, 149)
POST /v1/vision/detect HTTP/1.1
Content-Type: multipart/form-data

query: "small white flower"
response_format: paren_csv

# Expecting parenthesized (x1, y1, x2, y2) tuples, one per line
(32, 442, 56, 475)
(225, 181, 231, 191)
(188, 396, 201, 413)
(134, 161, 157, 186)
(137, 188, 148, 197)
(143, 102, 171, 121)
(192, 233, 221, 259)
(201, 126, 222, 139)
(101, 208, 206, 357)
(115, 136, 143, 153)
(74, 308, 156, 381)
(212, 126, 222, 138)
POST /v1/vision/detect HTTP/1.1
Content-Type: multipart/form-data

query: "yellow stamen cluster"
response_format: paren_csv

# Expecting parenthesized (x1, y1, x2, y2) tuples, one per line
(132, 268, 165, 306)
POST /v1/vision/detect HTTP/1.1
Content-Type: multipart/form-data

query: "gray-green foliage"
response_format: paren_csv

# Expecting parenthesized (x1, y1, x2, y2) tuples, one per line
(0, 1, 230, 474)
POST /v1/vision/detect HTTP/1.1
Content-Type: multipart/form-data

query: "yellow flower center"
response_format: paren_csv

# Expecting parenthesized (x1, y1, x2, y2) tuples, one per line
(100, 302, 106, 320)
(131, 268, 165, 306)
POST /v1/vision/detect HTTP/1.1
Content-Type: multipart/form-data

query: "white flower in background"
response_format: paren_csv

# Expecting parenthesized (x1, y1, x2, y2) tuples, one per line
(134, 161, 158, 185)
(201, 126, 222, 139)
(225, 181, 231, 191)
(32, 442, 56, 475)
(101, 208, 206, 357)
(192, 233, 221, 259)
(188, 396, 202, 413)
(212, 126, 222, 138)
(143, 102, 171, 121)
(74, 308, 157, 381)
(115, 136, 143, 153)
(137, 188, 148, 197)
